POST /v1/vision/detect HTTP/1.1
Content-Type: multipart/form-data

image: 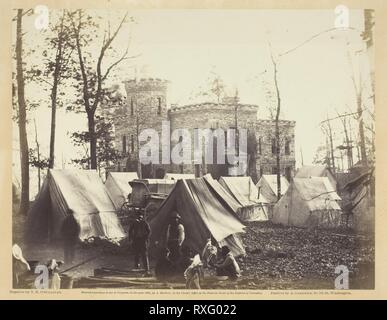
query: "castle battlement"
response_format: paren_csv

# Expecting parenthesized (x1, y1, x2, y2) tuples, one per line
(170, 102, 259, 113)
(255, 119, 296, 126)
(124, 78, 169, 93)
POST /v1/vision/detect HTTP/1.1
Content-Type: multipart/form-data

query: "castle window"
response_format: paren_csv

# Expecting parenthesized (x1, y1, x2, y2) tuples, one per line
(258, 137, 262, 155)
(285, 166, 292, 182)
(195, 164, 200, 177)
(131, 134, 134, 153)
(271, 138, 277, 154)
(122, 135, 127, 154)
(224, 130, 227, 150)
(157, 97, 162, 115)
(285, 138, 290, 155)
(130, 98, 134, 116)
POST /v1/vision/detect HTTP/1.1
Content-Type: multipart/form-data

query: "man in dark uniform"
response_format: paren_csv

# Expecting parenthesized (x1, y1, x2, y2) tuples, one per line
(166, 212, 185, 263)
(61, 210, 80, 265)
(129, 212, 151, 273)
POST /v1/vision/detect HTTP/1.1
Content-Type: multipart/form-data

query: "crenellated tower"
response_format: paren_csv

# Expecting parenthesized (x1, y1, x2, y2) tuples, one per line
(113, 78, 169, 177)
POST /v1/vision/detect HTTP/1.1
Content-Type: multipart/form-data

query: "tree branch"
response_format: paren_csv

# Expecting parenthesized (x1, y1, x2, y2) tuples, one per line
(94, 12, 128, 112)
(71, 10, 91, 113)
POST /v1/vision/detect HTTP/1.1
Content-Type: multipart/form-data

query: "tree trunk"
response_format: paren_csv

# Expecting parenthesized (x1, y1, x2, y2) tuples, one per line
(49, 37, 63, 168)
(136, 112, 142, 178)
(16, 9, 30, 215)
(87, 112, 97, 169)
(357, 96, 368, 167)
(326, 118, 336, 174)
(275, 120, 281, 201)
(34, 119, 41, 191)
(49, 13, 66, 169)
(49, 87, 57, 169)
(325, 136, 331, 168)
(342, 117, 353, 169)
(272, 57, 282, 201)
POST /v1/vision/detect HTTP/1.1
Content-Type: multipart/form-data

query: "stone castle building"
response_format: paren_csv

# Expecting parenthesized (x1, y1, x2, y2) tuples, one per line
(110, 78, 296, 182)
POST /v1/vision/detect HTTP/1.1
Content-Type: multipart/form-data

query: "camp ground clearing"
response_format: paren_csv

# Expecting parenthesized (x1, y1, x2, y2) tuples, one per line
(12, 166, 375, 290)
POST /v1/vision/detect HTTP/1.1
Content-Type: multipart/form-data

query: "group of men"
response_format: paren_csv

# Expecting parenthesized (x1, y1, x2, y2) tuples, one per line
(128, 210, 241, 285)
(60, 208, 241, 287)
(128, 211, 185, 275)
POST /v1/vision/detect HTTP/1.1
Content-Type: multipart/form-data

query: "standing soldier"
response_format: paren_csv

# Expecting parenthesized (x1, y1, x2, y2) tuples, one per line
(129, 212, 151, 273)
(166, 212, 185, 262)
(61, 210, 80, 265)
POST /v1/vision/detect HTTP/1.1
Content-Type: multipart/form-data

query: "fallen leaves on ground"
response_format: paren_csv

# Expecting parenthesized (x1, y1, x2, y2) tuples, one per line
(235, 221, 374, 289)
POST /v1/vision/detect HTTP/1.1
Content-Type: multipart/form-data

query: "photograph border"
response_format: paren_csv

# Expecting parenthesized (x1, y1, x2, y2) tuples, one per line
(1, 0, 386, 300)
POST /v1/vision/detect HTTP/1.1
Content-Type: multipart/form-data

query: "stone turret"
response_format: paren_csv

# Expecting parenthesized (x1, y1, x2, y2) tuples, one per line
(111, 78, 170, 177)
(124, 78, 169, 120)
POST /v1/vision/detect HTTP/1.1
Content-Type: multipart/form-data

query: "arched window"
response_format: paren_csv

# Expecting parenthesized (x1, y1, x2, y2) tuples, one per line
(285, 138, 290, 155)
(122, 135, 127, 154)
(131, 134, 134, 153)
(271, 138, 277, 154)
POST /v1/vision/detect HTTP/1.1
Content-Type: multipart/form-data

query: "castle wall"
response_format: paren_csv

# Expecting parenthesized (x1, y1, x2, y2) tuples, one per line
(254, 120, 296, 181)
(110, 78, 296, 180)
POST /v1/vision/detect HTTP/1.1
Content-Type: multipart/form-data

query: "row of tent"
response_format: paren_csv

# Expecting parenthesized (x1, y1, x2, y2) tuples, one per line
(26, 170, 248, 256)
(27, 165, 371, 257)
(105, 171, 290, 223)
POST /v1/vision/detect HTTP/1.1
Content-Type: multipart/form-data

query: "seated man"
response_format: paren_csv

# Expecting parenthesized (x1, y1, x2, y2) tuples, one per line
(214, 246, 241, 280)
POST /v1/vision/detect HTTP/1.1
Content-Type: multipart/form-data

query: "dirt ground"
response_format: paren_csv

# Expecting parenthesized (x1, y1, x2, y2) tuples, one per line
(16, 220, 374, 290)
(238, 221, 374, 289)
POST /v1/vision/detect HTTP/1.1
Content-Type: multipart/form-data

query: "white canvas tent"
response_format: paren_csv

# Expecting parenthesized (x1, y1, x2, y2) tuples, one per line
(256, 175, 290, 204)
(295, 165, 337, 190)
(273, 177, 342, 228)
(219, 176, 269, 221)
(27, 169, 125, 242)
(164, 173, 195, 180)
(105, 172, 138, 209)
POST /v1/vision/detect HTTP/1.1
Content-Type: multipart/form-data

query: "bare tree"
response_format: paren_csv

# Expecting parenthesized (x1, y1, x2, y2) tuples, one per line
(268, 46, 282, 201)
(322, 115, 336, 174)
(47, 11, 75, 168)
(15, 9, 30, 215)
(347, 51, 368, 167)
(70, 10, 132, 169)
(336, 110, 354, 169)
(33, 119, 41, 191)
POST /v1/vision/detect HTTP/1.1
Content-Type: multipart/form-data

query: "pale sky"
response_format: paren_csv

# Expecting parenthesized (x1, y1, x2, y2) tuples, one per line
(13, 9, 374, 197)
